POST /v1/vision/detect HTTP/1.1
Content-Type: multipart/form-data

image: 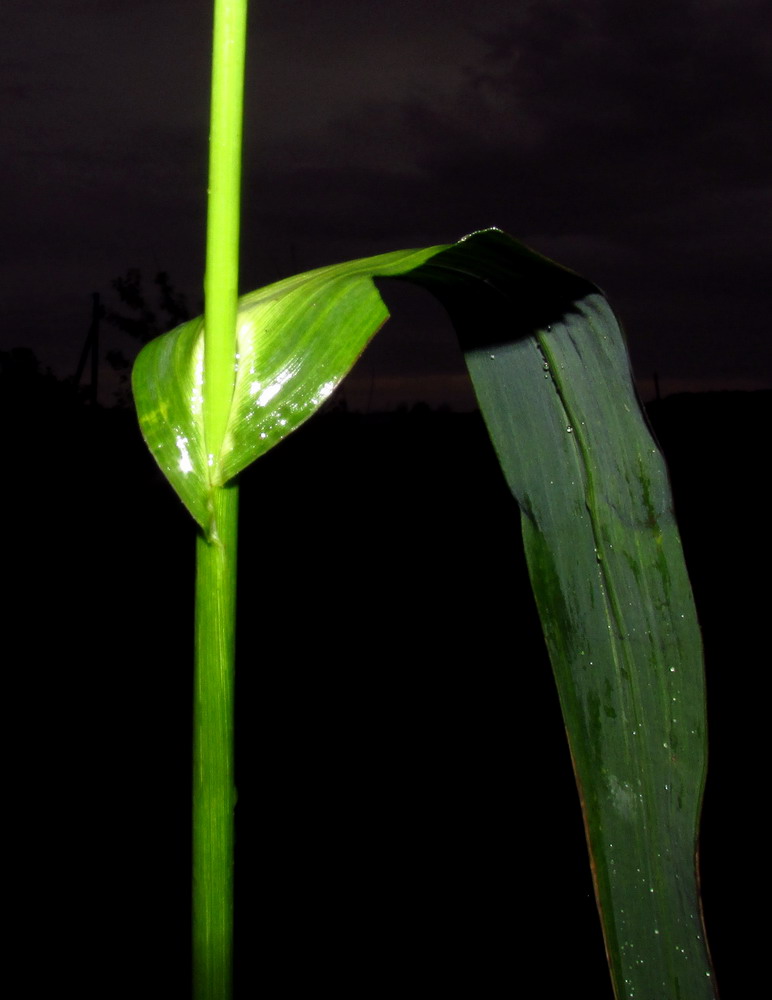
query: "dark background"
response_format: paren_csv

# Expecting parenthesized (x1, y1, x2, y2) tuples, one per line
(3, 0, 770, 995)
(5, 369, 768, 997)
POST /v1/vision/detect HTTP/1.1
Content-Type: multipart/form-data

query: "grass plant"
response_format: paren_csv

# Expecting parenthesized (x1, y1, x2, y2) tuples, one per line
(131, 2, 717, 997)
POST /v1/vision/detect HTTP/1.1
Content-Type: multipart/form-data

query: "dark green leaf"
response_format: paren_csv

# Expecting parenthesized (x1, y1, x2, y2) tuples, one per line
(403, 231, 715, 1000)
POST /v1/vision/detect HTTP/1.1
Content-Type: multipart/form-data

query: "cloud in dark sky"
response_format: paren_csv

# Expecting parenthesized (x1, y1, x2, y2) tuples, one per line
(2, 0, 770, 404)
(247, 0, 771, 225)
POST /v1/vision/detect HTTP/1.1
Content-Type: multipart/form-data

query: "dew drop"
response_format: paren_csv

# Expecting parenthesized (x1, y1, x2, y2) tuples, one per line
(566, 425, 574, 433)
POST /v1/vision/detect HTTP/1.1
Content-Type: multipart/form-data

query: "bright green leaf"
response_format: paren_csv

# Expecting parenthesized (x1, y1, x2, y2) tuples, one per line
(132, 245, 444, 535)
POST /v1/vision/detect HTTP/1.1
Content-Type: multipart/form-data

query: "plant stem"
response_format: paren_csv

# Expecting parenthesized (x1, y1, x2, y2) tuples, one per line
(204, 0, 248, 459)
(193, 485, 239, 1000)
(194, 1, 248, 998)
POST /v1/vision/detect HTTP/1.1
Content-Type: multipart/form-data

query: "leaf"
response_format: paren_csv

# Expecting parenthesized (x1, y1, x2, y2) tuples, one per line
(401, 231, 716, 999)
(132, 228, 715, 997)
(132, 245, 444, 534)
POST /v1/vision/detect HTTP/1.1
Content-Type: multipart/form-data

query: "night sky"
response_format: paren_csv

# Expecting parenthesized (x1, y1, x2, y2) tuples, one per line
(3, 0, 770, 408)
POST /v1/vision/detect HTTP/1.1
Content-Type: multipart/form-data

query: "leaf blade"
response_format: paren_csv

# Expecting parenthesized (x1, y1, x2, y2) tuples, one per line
(131, 315, 209, 529)
(132, 245, 445, 532)
(407, 233, 715, 999)
(220, 246, 444, 483)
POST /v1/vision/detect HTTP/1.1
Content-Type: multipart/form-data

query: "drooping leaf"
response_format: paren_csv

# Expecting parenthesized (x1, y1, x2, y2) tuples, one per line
(132, 228, 715, 998)
(400, 231, 716, 999)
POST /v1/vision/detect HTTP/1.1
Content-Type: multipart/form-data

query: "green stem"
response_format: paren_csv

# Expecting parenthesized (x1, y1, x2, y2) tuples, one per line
(194, 2, 248, 998)
(204, 0, 248, 460)
(193, 486, 239, 1000)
